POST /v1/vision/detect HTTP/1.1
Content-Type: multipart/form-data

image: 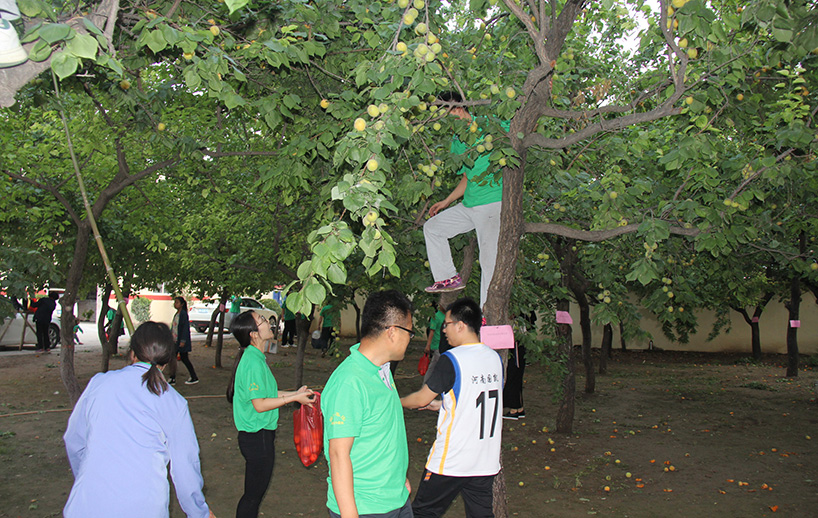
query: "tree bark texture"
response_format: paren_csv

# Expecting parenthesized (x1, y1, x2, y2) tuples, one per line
(577, 292, 594, 393)
(215, 289, 228, 368)
(294, 316, 312, 389)
(619, 322, 627, 351)
(61, 223, 91, 405)
(599, 323, 613, 374)
(785, 232, 805, 377)
(555, 299, 576, 434)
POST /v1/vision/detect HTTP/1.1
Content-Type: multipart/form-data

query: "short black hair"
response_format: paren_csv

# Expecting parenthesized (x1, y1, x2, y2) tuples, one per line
(447, 297, 482, 334)
(360, 290, 414, 339)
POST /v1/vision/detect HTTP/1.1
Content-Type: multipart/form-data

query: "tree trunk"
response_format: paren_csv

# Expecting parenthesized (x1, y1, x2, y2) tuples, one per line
(619, 321, 627, 351)
(577, 293, 594, 393)
(60, 223, 91, 405)
(599, 323, 612, 374)
(786, 232, 805, 377)
(483, 129, 531, 518)
(294, 316, 312, 388)
(215, 289, 228, 368)
(555, 299, 576, 434)
(205, 305, 219, 347)
(97, 283, 112, 345)
(352, 299, 361, 343)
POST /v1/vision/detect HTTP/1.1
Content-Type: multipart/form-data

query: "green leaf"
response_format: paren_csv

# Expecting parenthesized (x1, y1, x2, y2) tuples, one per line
(305, 280, 326, 305)
(327, 263, 347, 284)
(297, 260, 312, 280)
(38, 23, 71, 44)
(145, 30, 167, 53)
(65, 33, 98, 59)
(28, 40, 52, 62)
(225, 0, 249, 14)
(51, 51, 78, 79)
(81, 18, 104, 37)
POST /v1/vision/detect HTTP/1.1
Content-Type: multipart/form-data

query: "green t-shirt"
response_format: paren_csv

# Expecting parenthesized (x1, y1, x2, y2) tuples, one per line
(428, 310, 445, 352)
(282, 298, 295, 321)
(320, 304, 337, 328)
(322, 344, 409, 514)
(451, 119, 510, 208)
(232, 346, 279, 432)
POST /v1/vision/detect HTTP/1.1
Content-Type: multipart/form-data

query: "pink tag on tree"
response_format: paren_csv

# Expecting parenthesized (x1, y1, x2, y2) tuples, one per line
(556, 311, 573, 324)
(790, 320, 801, 328)
(480, 325, 515, 350)
(219, 303, 226, 312)
(751, 316, 759, 323)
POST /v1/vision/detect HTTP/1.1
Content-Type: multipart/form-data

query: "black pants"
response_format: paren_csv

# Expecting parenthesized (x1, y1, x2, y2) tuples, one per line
(412, 470, 495, 518)
(503, 343, 526, 409)
(237, 429, 276, 518)
(282, 319, 296, 345)
(178, 351, 197, 380)
(35, 320, 51, 350)
(320, 327, 333, 350)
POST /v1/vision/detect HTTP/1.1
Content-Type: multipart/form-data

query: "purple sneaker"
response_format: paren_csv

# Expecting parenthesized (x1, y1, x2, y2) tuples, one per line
(425, 274, 465, 293)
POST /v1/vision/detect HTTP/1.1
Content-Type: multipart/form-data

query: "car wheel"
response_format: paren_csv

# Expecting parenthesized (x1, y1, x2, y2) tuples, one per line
(196, 325, 208, 333)
(48, 324, 60, 348)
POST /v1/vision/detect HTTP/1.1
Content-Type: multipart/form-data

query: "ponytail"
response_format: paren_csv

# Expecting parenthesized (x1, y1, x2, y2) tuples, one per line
(226, 311, 258, 404)
(143, 362, 169, 396)
(130, 322, 174, 396)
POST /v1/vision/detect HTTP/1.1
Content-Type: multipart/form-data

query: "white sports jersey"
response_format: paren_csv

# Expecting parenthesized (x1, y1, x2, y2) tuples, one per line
(425, 343, 503, 476)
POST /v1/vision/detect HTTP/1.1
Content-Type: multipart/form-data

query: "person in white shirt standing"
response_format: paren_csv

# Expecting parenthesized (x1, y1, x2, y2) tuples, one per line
(401, 297, 503, 518)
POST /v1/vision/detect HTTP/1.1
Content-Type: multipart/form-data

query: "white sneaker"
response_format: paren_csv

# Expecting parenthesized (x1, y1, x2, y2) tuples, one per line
(0, 18, 26, 68)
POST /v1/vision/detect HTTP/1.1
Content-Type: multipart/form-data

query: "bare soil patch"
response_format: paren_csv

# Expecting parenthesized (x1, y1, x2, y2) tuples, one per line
(1, 341, 816, 517)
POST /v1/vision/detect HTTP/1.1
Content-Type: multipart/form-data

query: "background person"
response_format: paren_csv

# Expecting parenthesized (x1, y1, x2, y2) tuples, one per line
(423, 302, 446, 384)
(31, 290, 58, 352)
(62, 321, 215, 518)
(227, 310, 315, 518)
(322, 290, 415, 518)
(169, 296, 198, 385)
(280, 297, 296, 348)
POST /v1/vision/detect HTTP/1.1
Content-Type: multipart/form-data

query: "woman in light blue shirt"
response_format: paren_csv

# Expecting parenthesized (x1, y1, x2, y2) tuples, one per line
(63, 321, 215, 518)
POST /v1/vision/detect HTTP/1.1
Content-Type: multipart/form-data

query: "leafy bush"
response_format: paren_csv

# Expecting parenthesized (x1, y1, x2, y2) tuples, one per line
(131, 297, 152, 323)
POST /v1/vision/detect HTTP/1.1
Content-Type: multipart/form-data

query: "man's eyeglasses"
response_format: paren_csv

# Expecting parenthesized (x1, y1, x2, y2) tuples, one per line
(256, 315, 269, 325)
(390, 325, 416, 339)
(442, 320, 456, 329)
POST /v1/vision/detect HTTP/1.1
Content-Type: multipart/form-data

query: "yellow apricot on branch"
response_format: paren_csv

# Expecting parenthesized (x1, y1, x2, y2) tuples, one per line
(367, 104, 380, 117)
(209, 25, 220, 36)
(366, 158, 379, 172)
(354, 118, 367, 131)
(320, 99, 330, 109)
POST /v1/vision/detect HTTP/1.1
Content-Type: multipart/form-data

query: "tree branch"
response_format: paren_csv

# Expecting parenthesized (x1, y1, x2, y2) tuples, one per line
(523, 221, 699, 241)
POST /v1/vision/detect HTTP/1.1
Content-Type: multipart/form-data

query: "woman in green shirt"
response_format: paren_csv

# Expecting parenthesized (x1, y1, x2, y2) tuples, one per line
(227, 311, 315, 518)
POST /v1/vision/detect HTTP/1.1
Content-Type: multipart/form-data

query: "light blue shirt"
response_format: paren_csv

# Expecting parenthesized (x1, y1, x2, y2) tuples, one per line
(63, 363, 209, 518)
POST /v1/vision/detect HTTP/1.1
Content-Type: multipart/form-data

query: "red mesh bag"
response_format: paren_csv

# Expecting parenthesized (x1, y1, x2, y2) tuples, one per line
(293, 392, 323, 467)
(418, 352, 430, 376)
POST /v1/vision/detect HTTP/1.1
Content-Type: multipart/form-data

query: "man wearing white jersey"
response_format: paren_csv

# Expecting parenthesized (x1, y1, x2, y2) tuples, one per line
(401, 297, 503, 518)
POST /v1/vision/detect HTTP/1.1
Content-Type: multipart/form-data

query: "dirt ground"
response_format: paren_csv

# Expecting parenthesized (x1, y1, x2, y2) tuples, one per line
(1, 337, 816, 518)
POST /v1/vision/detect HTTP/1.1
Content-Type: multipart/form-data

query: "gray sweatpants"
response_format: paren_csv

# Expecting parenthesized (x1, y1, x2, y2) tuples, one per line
(423, 201, 501, 308)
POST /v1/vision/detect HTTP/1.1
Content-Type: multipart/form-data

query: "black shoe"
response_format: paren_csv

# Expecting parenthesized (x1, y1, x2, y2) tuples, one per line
(516, 410, 526, 419)
(503, 411, 518, 420)
(168, 377, 176, 385)
(184, 378, 199, 385)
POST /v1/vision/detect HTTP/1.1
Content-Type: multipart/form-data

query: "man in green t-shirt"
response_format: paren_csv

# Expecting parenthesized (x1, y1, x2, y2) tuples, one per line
(423, 304, 445, 384)
(322, 290, 415, 518)
(423, 91, 509, 309)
